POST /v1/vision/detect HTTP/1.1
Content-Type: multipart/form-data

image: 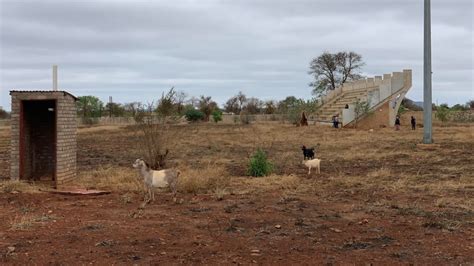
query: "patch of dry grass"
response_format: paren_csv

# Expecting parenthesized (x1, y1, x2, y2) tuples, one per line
(179, 164, 230, 194)
(0, 180, 44, 193)
(10, 215, 35, 230)
(9, 214, 58, 231)
(212, 187, 229, 201)
(73, 166, 141, 192)
(367, 167, 392, 179)
(74, 163, 232, 196)
(433, 197, 473, 211)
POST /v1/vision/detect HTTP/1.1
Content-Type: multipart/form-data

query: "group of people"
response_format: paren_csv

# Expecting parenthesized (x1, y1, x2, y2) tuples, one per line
(331, 113, 417, 131)
(395, 115, 417, 131)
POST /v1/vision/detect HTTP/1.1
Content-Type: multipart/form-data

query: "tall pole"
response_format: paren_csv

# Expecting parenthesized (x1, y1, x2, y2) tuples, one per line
(52, 65, 58, 91)
(423, 0, 433, 144)
(109, 96, 113, 117)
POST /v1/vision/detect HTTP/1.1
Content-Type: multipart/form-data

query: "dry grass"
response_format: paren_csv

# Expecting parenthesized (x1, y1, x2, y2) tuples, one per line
(10, 215, 35, 230)
(432, 197, 473, 211)
(9, 214, 58, 231)
(178, 163, 230, 194)
(367, 167, 392, 179)
(73, 166, 141, 192)
(73, 162, 232, 196)
(120, 193, 134, 204)
(212, 187, 229, 201)
(0, 180, 45, 193)
(2, 113, 473, 216)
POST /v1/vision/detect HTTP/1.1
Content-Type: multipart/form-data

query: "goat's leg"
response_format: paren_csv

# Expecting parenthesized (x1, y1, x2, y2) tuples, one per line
(143, 188, 148, 203)
(317, 165, 320, 174)
(145, 187, 151, 204)
(142, 183, 148, 202)
(140, 188, 149, 209)
(171, 182, 178, 202)
(170, 182, 176, 197)
(308, 167, 311, 175)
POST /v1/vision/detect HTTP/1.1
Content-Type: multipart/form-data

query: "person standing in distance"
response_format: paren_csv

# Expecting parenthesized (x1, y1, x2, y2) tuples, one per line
(411, 116, 416, 130)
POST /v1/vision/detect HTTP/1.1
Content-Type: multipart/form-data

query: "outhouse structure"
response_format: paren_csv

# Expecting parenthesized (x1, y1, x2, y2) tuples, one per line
(10, 90, 77, 187)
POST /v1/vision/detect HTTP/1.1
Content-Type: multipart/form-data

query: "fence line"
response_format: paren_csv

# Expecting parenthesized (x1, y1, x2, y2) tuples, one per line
(77, 114, 304, 126)
(6, 110, 469, 127)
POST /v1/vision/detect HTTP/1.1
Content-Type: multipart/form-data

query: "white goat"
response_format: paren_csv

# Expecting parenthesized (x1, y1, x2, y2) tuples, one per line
(132, 159, 180, 202)
(302, 158, 321, 175)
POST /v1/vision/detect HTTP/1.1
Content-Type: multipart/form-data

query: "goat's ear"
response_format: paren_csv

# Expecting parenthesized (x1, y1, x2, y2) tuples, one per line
(144, 161, 150, 168)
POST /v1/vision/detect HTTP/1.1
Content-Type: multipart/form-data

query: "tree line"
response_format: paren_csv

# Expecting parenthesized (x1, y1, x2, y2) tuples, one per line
(76, 88, 320, 123)
(75, 50, 366, 121)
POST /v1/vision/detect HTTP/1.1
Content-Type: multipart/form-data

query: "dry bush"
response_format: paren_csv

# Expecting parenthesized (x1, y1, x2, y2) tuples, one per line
(179, 164, 230, 194)
(73, 166, 141, 192)
(212, 187, 228, 201)
(135, 118, 172, 169)
(133, 110, 182, 169)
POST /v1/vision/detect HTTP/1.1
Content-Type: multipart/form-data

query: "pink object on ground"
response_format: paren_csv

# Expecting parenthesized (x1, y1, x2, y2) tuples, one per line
(41, 188, 110, 196)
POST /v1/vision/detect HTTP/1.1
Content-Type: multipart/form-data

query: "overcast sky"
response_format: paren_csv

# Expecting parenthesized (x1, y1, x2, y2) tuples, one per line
(0, 0, 473, 110)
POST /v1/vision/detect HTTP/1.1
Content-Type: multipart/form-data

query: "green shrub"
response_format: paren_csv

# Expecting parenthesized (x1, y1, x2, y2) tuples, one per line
(398, 104, 408, 115)
(435, 106, 450, 122)
(185, 109, 204, 122)
(247, 149, 273, 177)
(212, 110, 223, 123)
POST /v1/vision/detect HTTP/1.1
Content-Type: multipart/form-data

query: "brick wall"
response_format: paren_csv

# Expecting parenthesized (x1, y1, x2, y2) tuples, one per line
(56, 95, 77, 185)
(10, 91, 77, 186)
(10, 94, 20, 181)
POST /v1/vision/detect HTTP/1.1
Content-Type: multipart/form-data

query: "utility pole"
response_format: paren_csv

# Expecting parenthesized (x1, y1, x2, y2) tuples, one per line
(423, 0, 433, 144)
(52, 65, 58, 91)
(109, 96, 113, 118)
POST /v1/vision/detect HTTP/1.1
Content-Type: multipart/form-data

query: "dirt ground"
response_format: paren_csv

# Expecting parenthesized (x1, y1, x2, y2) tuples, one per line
(0, 114, 473, 264)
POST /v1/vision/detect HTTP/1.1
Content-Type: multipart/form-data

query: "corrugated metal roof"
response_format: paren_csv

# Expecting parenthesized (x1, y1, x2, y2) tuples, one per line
(9, 90, 78, 100)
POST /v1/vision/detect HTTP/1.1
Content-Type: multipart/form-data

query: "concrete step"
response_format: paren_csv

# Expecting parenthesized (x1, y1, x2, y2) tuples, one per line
(318, 88, 373, 116)
(324, 108, 345, 113)
(324, 97, 367, 108)
(319, 111, 343, 116)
